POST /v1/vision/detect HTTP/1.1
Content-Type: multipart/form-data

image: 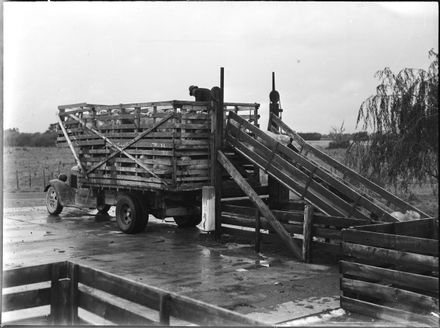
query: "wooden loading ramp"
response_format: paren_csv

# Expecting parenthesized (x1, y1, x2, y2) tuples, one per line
(223, 111, 429, 223)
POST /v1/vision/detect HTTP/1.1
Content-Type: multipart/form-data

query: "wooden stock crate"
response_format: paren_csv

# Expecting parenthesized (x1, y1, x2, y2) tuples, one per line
(340, 218, 439, 326)
(56, 101, 259, 192)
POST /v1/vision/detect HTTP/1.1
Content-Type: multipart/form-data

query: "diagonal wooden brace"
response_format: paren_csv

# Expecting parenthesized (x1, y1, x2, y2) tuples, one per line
(217, 150, 302, 260)
(57, 114, 87, 177)
(67, 114, 168, 184)
(86, 113, 175, 175)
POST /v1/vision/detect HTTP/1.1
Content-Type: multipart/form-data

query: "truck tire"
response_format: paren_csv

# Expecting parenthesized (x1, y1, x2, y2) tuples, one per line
(116, 194, 147, 234)
(174, 215, 202, 228)
(46, 186, 63, 215)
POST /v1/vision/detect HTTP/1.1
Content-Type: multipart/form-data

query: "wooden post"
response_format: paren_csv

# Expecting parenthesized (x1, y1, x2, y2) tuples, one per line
(201, 186, 216, 232)
(50, 263, 61, 324)
(213, 67, 224, 239)
(268, 72, 289, 209)
(303, 205, 314, 263)
(69, 263, 79, 324)
(28, 169, 32, 188)
(159, 293, 171, 325)
(43, 168, 46, 188)
(16, 169, 19, 190)
(255, 208, 261, 253)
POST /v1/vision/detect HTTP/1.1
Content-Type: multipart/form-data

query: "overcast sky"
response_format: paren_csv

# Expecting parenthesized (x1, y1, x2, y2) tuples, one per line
(3, 2, 438, 134)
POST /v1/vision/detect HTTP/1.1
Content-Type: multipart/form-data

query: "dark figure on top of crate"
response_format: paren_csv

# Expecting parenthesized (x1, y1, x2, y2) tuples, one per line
(189, 85, 212, 101)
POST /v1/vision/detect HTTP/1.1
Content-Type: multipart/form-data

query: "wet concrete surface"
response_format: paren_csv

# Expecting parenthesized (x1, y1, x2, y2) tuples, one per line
(2, 193, 342, 324)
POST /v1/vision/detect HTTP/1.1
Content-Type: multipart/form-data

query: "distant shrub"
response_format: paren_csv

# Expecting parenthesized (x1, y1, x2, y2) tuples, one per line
(327, 121, 351, 149)
(297, 132, 322, 141)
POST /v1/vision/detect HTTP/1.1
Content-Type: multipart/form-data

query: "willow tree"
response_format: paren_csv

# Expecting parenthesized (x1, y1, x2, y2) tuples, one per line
(347, 49, 438, 191)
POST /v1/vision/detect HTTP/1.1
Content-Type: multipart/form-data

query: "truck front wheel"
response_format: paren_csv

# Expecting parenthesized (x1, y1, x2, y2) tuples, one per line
(174, 215, 202, 228)
(116, 194, 147, 234)
(46, 186, 63, 215)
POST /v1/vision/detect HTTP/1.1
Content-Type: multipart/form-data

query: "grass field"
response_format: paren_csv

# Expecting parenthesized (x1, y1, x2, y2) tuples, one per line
(3, 145, 438, 216)
(3, 146, 75, 192)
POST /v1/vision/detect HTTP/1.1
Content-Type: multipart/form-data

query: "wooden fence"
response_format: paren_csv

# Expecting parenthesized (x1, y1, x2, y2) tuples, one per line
(2, 261, 265, 326)
(221, 199, 371, 262)
(340, 218, 439, 326)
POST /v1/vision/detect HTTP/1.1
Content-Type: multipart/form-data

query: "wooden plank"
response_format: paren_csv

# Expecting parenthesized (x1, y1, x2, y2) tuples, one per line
(353, 219, 436, 239)
(2, 288, 51, 312)
(343, 229, 438, 256)
(342, 242, 439, 272)
(341, 261, 439, 295)
(167, 291, 264, 326)
(217, 150, 302, 260)
(341, 277, 439, 313)
(340, 296, 439, 326)
(78, 262, 160, 310)
(271, 114, 430, 218)
(2, 262, 63, 288)
(303, 205, 314, 263)
(78, 289, 156, 325)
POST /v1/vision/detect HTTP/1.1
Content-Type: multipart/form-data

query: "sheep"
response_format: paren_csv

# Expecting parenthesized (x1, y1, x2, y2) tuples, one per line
(390, 210, 421, 222)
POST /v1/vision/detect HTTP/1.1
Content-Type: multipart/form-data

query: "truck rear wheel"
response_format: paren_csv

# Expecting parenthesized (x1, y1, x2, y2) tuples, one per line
(46, 186, 63, 215)
(116, 194, 147, 234)
(174, 215, 202, 228)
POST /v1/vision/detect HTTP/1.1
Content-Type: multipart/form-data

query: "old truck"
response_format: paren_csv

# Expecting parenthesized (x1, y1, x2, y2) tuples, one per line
(45, 97, 260, 233)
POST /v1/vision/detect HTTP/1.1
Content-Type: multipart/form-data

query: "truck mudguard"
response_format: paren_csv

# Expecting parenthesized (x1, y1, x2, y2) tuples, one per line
(44, 179, 75, 206)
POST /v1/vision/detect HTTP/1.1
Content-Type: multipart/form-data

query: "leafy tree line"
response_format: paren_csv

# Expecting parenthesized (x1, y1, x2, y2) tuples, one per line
(4, 126, 58, 147)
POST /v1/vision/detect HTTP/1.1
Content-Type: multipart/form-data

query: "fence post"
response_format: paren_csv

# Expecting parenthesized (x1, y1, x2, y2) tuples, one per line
(255, 208, 261, 253)
(50, 263, 61, 324)
(159, 293, 171, 325)
(69, 263, 79, 324)
(16, 170, 19, 190)
(43, 169, 46, 188)
(28, 169, 32, 188)
(303, 205, 314, 263)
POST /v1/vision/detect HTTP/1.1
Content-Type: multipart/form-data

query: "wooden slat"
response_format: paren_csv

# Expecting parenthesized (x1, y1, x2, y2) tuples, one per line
(341, 261, 439, 295)
(271, 114, 429, 218)
(340, 296, 439, 326)
(342, 242, 439, 272)
(167, 291, 264, 326)
(341, 277, 439, 313)
(2, 262, 64, 288)
(353, 219, 437, 239)
(2, 288, 51, 312)
(217, 150, 303, 260)
(343, 229, 438, 256)
(78, 289, 156, 325)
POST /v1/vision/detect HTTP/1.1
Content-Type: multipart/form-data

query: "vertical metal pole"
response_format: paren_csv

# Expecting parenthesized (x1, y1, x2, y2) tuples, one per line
(268, 72, 289, 209)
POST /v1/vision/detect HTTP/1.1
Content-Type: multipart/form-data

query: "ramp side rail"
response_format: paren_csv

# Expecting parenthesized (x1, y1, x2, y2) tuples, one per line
(269, 114, 430, 218)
